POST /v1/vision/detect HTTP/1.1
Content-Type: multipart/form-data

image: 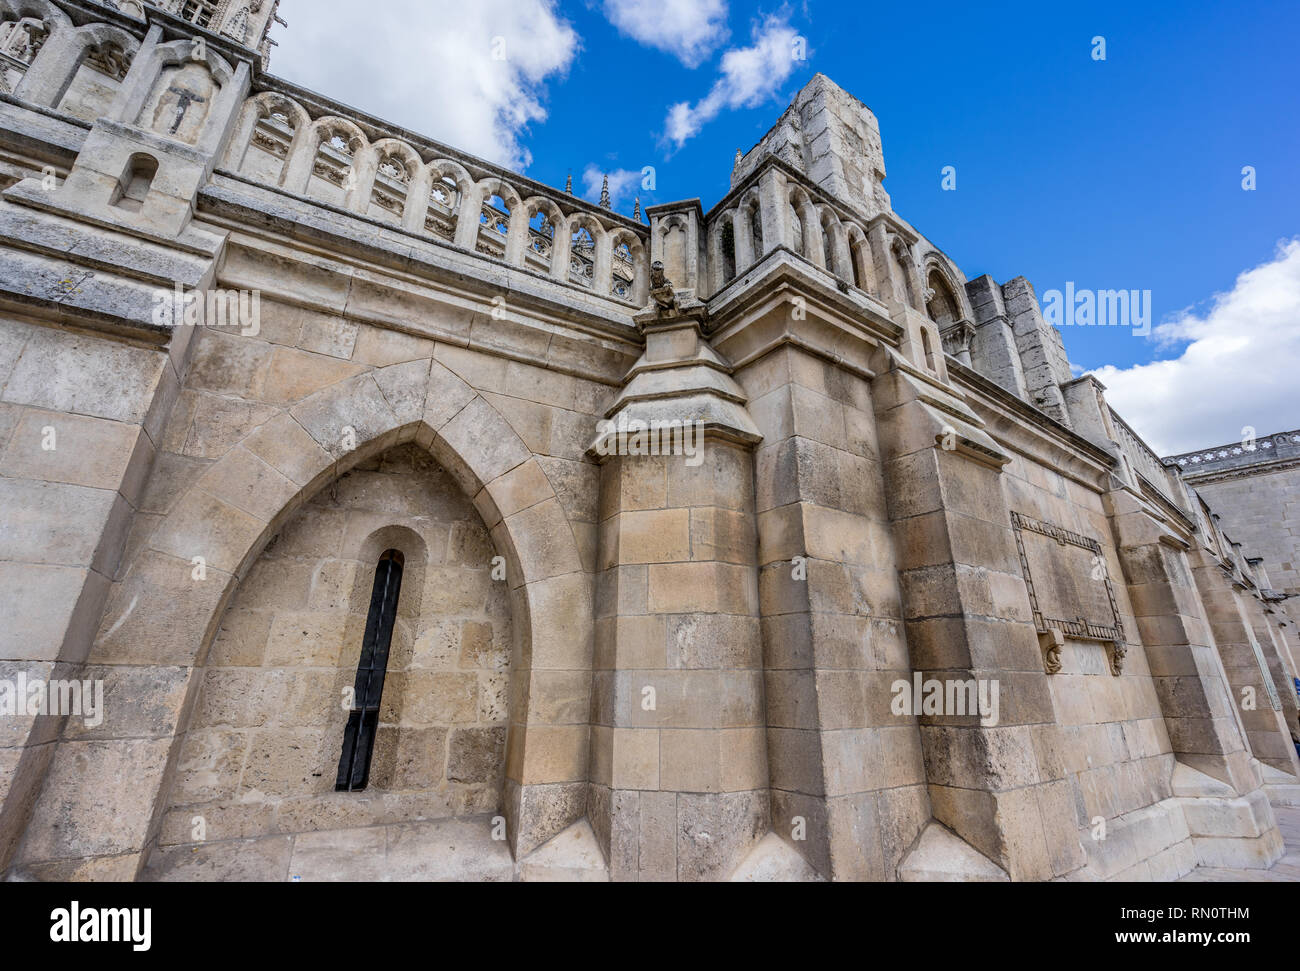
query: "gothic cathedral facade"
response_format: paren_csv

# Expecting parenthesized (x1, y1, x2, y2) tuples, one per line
(0, 0, 1297, 881)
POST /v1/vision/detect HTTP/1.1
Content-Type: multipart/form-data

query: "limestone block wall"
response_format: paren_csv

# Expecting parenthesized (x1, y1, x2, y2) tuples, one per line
(7, 272, 624, 876)
(1193, 464, 1300, 599)
(740, 344, 928, 881)
(997, 448, 1187, 878)
(157, 442, 512, 852)
(0, 312, 172, 874)
(589, 444, 769, 881)
(1, 3, 1295, 883)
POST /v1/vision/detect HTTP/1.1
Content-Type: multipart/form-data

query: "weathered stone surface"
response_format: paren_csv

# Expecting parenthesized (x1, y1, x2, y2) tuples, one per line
(899, 822, 1009, 882)
(1, 25, 1294, 889)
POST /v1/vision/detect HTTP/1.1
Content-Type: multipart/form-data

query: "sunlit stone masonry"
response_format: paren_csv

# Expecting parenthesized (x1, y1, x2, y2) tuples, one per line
(1, 0, 1297, 883)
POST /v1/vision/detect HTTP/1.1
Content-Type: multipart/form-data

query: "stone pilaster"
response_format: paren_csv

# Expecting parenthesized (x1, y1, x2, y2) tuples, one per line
(588, 311, 768, 880)
(1190, 549, 1300, 774)
(874, 349, 1083, 881)
(738, 340, 931, 880)
(755, 166, 789, 261)
(1105, 490, 1261, 791)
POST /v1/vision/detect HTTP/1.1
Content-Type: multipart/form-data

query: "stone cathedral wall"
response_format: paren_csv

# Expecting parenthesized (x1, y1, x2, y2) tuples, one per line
(157, 439, 513, 857)
(1175, 434, 1300, 599)
(0, 0, 1297, 882)
(998, 440, 1191, 878)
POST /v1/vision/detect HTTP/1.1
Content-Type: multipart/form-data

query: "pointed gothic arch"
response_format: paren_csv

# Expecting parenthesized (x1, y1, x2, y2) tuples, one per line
(425, 158, 474, 244)
(47, 358, 593, 875)
(521, 195, 563, 274)
(226, 91, 311, 185)
(367, 137, 424, 227)
(921, 253, 972, 327)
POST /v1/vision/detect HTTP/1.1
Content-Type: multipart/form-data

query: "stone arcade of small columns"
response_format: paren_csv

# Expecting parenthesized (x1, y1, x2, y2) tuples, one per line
(0, 0, 982, 343)
(223, 93, 653, 306)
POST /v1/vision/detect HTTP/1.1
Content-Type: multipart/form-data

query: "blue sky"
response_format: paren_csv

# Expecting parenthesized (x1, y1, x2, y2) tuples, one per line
(275, 0, 1300, 453)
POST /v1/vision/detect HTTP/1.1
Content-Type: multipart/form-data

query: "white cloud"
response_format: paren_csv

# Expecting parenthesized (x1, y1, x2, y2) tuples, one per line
(581, 165, 642, 209)
(1090, 238, 1300, 456)
(273, 0, 578, 170)
(600, 0, 729, 67)
(662, 14, 805, 149)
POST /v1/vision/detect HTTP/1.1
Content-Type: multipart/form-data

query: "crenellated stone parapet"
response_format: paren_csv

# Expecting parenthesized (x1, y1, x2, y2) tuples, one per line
(1168, 429, 1300, 481)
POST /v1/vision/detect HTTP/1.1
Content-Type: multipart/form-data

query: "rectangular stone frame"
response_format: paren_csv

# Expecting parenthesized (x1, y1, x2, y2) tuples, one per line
(1011, 511, 1126, 676)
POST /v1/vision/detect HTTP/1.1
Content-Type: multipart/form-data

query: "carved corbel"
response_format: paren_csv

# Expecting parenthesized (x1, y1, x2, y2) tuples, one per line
(1039, 629, 1064, 675)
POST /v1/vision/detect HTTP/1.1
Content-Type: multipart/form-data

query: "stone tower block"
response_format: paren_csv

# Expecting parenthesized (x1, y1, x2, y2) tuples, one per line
(732, 73, 891, 220)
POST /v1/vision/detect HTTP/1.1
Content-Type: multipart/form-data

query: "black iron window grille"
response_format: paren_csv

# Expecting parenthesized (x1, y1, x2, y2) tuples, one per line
(336, 549, 404, 791)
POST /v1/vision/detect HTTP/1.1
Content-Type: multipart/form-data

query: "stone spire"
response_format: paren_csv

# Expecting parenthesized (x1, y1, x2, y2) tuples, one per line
(633, 197, 641, 222)
(564, 172, 572, 194)
(599, 174, 611, 209)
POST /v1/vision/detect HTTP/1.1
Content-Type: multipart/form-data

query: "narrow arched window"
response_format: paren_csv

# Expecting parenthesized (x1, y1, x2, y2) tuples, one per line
(336, 549, 404, 791)
(569, 226, 595, 286)
(721, 220, 736, 283)
(426, 176, 459, 241)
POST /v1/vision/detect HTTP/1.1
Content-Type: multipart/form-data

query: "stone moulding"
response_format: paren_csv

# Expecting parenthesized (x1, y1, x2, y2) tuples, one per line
(1011, 511, 1127, 675)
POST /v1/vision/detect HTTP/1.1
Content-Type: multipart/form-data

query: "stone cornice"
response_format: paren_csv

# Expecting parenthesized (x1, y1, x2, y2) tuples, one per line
(952, 362, 1121, 497)
(1178, 456, 1300, 485)
(645, 199, 703, 220)
(949, 358, 1113, 467)
(0, 190, 224, 347)
(706, 245, 897, 337)
(705, 249, 901, 383)
(0, 96, 91, 164)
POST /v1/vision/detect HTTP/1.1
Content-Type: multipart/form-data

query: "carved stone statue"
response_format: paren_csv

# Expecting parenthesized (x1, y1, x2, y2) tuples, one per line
(649, 260, 677, 313)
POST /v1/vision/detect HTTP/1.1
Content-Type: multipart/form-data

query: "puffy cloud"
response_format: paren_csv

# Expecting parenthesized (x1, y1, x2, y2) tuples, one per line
(662, 14, 806, 148)
(1090, 238, 1300, 456)
(600, 0, 729, 67)
(580, 165, 643, 209)
(273, 0, 578, 170)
